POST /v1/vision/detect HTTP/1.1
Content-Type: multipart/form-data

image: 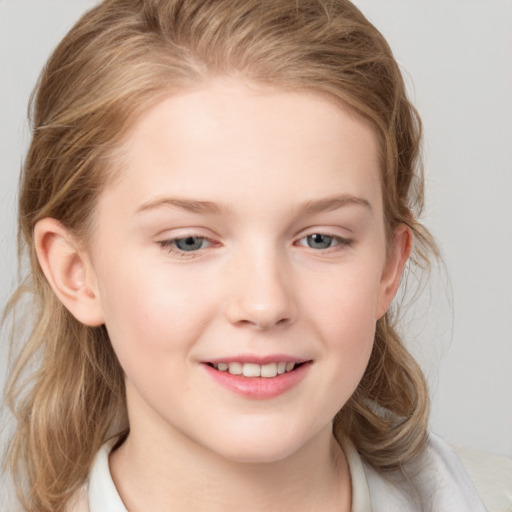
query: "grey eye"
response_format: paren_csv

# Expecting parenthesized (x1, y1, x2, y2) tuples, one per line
(305, 234, 335, 249)
(174, 236, 207, 251)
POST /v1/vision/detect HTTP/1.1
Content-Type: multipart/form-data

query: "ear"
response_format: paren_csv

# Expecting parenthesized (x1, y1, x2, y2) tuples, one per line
(34, 218, 104, 326)
(375, 224, 412, 320)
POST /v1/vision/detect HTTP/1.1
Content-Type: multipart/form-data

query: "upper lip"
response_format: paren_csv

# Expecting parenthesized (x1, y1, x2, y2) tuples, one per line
(203, 354, 312, 365)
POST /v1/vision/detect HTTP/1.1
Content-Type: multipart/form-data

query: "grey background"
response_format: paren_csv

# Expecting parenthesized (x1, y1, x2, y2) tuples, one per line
(1, 0, 511, 457)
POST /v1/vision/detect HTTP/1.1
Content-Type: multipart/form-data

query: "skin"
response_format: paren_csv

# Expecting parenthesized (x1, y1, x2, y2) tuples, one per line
(35, 79, 411, 511)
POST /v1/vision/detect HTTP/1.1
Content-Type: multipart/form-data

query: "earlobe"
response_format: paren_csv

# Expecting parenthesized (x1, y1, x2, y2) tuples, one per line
(34, 218, 104, 326)
(376, 224, 412, 320)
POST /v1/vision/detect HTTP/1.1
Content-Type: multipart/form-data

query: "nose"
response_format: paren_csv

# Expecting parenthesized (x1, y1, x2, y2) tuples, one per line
(225, 245, 297, 330)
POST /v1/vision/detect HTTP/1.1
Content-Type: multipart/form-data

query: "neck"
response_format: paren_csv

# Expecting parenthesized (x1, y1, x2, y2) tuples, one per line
(109, 421, 351, 512)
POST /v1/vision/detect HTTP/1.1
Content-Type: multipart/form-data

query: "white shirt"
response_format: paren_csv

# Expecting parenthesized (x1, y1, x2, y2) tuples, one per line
(68, 432, 486, 511)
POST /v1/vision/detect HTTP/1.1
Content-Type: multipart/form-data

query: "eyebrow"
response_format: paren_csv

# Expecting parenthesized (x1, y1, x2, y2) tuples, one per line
(136, 197, 228, 215)
(298, 194, 372, 215)
(135, 194, 371, 216)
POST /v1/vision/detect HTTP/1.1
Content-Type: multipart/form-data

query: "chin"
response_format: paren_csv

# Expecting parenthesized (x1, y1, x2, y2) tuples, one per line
(215, 442, 301, 465)
(197, 422, 319, 465)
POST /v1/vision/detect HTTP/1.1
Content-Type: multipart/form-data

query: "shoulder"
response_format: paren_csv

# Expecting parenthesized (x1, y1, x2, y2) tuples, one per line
(362, 432, 487, 512)
(66, 484, 89, 512)
(67, 437, 129, 512)
(453, 443, 512, 512)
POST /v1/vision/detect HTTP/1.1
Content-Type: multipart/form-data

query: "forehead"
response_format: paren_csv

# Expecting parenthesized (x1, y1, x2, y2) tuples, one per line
(103, 80, 382, 216)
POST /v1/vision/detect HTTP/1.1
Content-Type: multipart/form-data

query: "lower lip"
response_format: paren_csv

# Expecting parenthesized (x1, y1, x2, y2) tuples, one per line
(203, 363, 311, 400)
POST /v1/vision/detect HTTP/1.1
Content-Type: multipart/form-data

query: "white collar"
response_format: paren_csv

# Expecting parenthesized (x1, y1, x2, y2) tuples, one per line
(86, 437, 372, 512)
(88, 438, 128, 512)
(84, 433, 486, 512)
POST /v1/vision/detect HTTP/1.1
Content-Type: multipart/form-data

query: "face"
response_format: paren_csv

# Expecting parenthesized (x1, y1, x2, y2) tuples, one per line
(85, 80, 406, 463)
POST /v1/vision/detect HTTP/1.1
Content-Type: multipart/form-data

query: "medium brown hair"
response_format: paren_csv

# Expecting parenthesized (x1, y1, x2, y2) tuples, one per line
(3, 1, 437, 510)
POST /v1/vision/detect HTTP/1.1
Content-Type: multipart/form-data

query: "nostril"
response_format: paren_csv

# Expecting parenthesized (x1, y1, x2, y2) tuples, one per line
(224, 280, 297, 329)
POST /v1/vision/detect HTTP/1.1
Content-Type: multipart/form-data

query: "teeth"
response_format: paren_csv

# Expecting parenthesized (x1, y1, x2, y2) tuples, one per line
(285, 362, 295, 372)
(213, 361, 299, 378)
(261, 363, 277, 378)
(228, 362, 242, 375)
(242, 363, 260, 377)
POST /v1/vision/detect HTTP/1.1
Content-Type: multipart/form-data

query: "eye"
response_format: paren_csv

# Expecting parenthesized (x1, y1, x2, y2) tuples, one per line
(297, 233, 351, 250)
(159, 236, 212, 253)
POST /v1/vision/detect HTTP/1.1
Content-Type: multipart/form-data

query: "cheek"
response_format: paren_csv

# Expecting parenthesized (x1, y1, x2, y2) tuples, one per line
(304, 258, 383, 329)
(303, 261, 381, 377)
(96, 262, 215, 370)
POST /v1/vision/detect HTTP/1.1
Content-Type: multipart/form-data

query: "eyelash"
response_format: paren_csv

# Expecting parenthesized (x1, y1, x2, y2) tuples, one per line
(157, 236, 215, 258)
(157, 232, 353, 258)
(296, 233, 353, 251)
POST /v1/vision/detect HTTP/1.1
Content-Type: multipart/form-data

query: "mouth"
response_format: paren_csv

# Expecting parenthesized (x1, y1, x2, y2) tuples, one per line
(202, 358, 312, 399)
(205, 361, 310, 378)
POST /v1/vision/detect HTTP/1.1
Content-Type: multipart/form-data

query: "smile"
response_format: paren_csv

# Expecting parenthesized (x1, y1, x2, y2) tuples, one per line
(203, 358, 312, 399)
(207, 361, 300, 378)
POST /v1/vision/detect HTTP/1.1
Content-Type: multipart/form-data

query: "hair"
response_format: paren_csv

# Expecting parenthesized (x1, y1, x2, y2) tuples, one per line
(3, 0, 438, 510)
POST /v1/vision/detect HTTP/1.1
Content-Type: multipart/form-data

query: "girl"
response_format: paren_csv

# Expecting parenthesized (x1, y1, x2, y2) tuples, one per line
(2, 1, 487, 511)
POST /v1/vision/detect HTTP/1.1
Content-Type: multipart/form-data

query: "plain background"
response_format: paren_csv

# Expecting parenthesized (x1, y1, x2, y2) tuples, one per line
(1, 0, 511, 458)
